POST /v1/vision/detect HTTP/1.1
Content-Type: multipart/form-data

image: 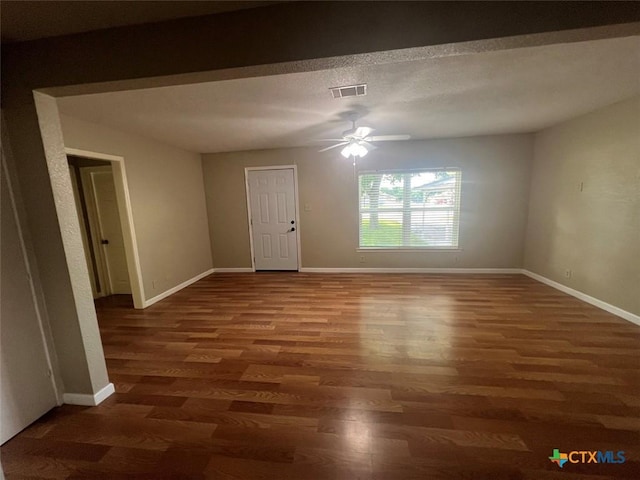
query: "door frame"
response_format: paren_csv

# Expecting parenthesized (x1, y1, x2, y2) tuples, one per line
(244, 165, 302, 272)
(80, 166, 119, 297)
(65, 148, 145, 308)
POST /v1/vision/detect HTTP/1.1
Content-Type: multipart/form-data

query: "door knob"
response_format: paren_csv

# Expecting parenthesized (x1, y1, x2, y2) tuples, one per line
(101, 239, 109, 245)
(287, 227, 296, 232)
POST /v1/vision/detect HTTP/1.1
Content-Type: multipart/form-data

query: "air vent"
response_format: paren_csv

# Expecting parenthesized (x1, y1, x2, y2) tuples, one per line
(329, 84, 367, 99)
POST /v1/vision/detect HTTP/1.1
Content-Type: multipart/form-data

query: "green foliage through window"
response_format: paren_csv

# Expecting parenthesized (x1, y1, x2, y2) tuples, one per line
(358, 169, 461, 249)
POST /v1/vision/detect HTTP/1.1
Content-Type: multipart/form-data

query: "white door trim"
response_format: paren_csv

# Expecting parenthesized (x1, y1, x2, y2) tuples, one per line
(244, 165, 302, 272)
(65, 147, 145, 309)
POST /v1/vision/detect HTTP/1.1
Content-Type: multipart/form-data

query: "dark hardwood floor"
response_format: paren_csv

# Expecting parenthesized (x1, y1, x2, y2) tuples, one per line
(2, 273, 639, 479)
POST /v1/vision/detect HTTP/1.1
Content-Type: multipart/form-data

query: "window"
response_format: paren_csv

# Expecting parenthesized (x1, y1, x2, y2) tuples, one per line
(358, 169, 461, 249)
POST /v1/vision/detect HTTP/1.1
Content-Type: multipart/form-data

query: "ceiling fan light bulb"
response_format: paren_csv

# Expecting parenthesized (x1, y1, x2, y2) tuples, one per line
(340, 145, 351, 158)
(355, 144, 368, 157)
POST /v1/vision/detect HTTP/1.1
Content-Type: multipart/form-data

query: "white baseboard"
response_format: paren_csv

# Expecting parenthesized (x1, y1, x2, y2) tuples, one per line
(63, 383, 115, 406)
(522, 270, 640, 327)
(143, 268, 214, 308)
(213, 268, 254, 273)
(299, 267, 523, 274)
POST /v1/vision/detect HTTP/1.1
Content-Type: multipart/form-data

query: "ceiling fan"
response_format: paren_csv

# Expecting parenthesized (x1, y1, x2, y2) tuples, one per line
(318, 116, 410, 158)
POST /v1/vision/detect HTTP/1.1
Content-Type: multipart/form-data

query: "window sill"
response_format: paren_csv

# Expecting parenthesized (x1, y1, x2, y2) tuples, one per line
(356, 248, 462, 253)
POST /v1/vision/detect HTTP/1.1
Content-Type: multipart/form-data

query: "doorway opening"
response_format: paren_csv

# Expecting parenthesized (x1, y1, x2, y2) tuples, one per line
(68, 156, 131, 299)
(65, 148, 145, 308)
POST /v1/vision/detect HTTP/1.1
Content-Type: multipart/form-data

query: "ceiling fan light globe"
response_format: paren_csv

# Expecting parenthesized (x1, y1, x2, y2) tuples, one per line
(355, 144, 368, 157)
(341, 143, 369, 158)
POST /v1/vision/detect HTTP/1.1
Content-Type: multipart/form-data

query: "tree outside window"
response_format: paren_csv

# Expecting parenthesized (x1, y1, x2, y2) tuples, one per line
(358, 169, 461, 248)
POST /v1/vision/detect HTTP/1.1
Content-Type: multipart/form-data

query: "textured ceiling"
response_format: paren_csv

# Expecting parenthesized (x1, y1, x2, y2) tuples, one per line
(56, 36, 640, 154)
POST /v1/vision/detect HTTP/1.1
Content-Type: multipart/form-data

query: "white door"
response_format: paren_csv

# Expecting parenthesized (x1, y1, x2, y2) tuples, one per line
(247, 168, 299, 271)
(82, 167, 131, 295)
(1, 157, 58, 444)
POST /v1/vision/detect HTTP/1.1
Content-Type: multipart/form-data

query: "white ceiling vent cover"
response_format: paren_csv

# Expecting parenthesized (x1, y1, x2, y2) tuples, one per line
(329, 84, 367, 99)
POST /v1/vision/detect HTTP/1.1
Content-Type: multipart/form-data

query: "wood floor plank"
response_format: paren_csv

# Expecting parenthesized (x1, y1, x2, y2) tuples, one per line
(2, 273, 638, 479)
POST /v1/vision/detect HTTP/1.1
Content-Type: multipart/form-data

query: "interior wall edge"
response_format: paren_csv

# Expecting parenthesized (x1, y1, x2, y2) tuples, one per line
(62, 383, 115, 407)
(33, 92, 111, 394)
(143, 268, 214, 308)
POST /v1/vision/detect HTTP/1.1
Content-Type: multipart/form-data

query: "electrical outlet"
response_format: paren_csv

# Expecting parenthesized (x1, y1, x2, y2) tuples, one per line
(564, 269, 572, 279)
(359, 255, 365, 263)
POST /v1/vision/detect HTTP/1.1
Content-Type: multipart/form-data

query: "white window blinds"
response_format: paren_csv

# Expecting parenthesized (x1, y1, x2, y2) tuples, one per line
(358, 169, 462, 249)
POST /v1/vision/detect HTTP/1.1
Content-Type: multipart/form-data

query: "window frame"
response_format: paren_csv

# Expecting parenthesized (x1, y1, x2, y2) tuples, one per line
(357, 167, 462, 251)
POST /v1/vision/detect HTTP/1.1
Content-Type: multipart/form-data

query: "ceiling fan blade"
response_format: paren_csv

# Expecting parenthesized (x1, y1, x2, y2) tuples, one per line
(318, 142, 348, 152)
(361, 141, 377, 150)
(354, 126, 374, 138)
(368, 134, 411, 141)
(315, 138, 348, 142)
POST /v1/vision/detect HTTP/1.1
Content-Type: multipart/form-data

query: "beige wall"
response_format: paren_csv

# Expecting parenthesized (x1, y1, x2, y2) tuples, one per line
(60, 114, 213, 300)
(525, 97, 640, 315)
(203, 134, 533, 269)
